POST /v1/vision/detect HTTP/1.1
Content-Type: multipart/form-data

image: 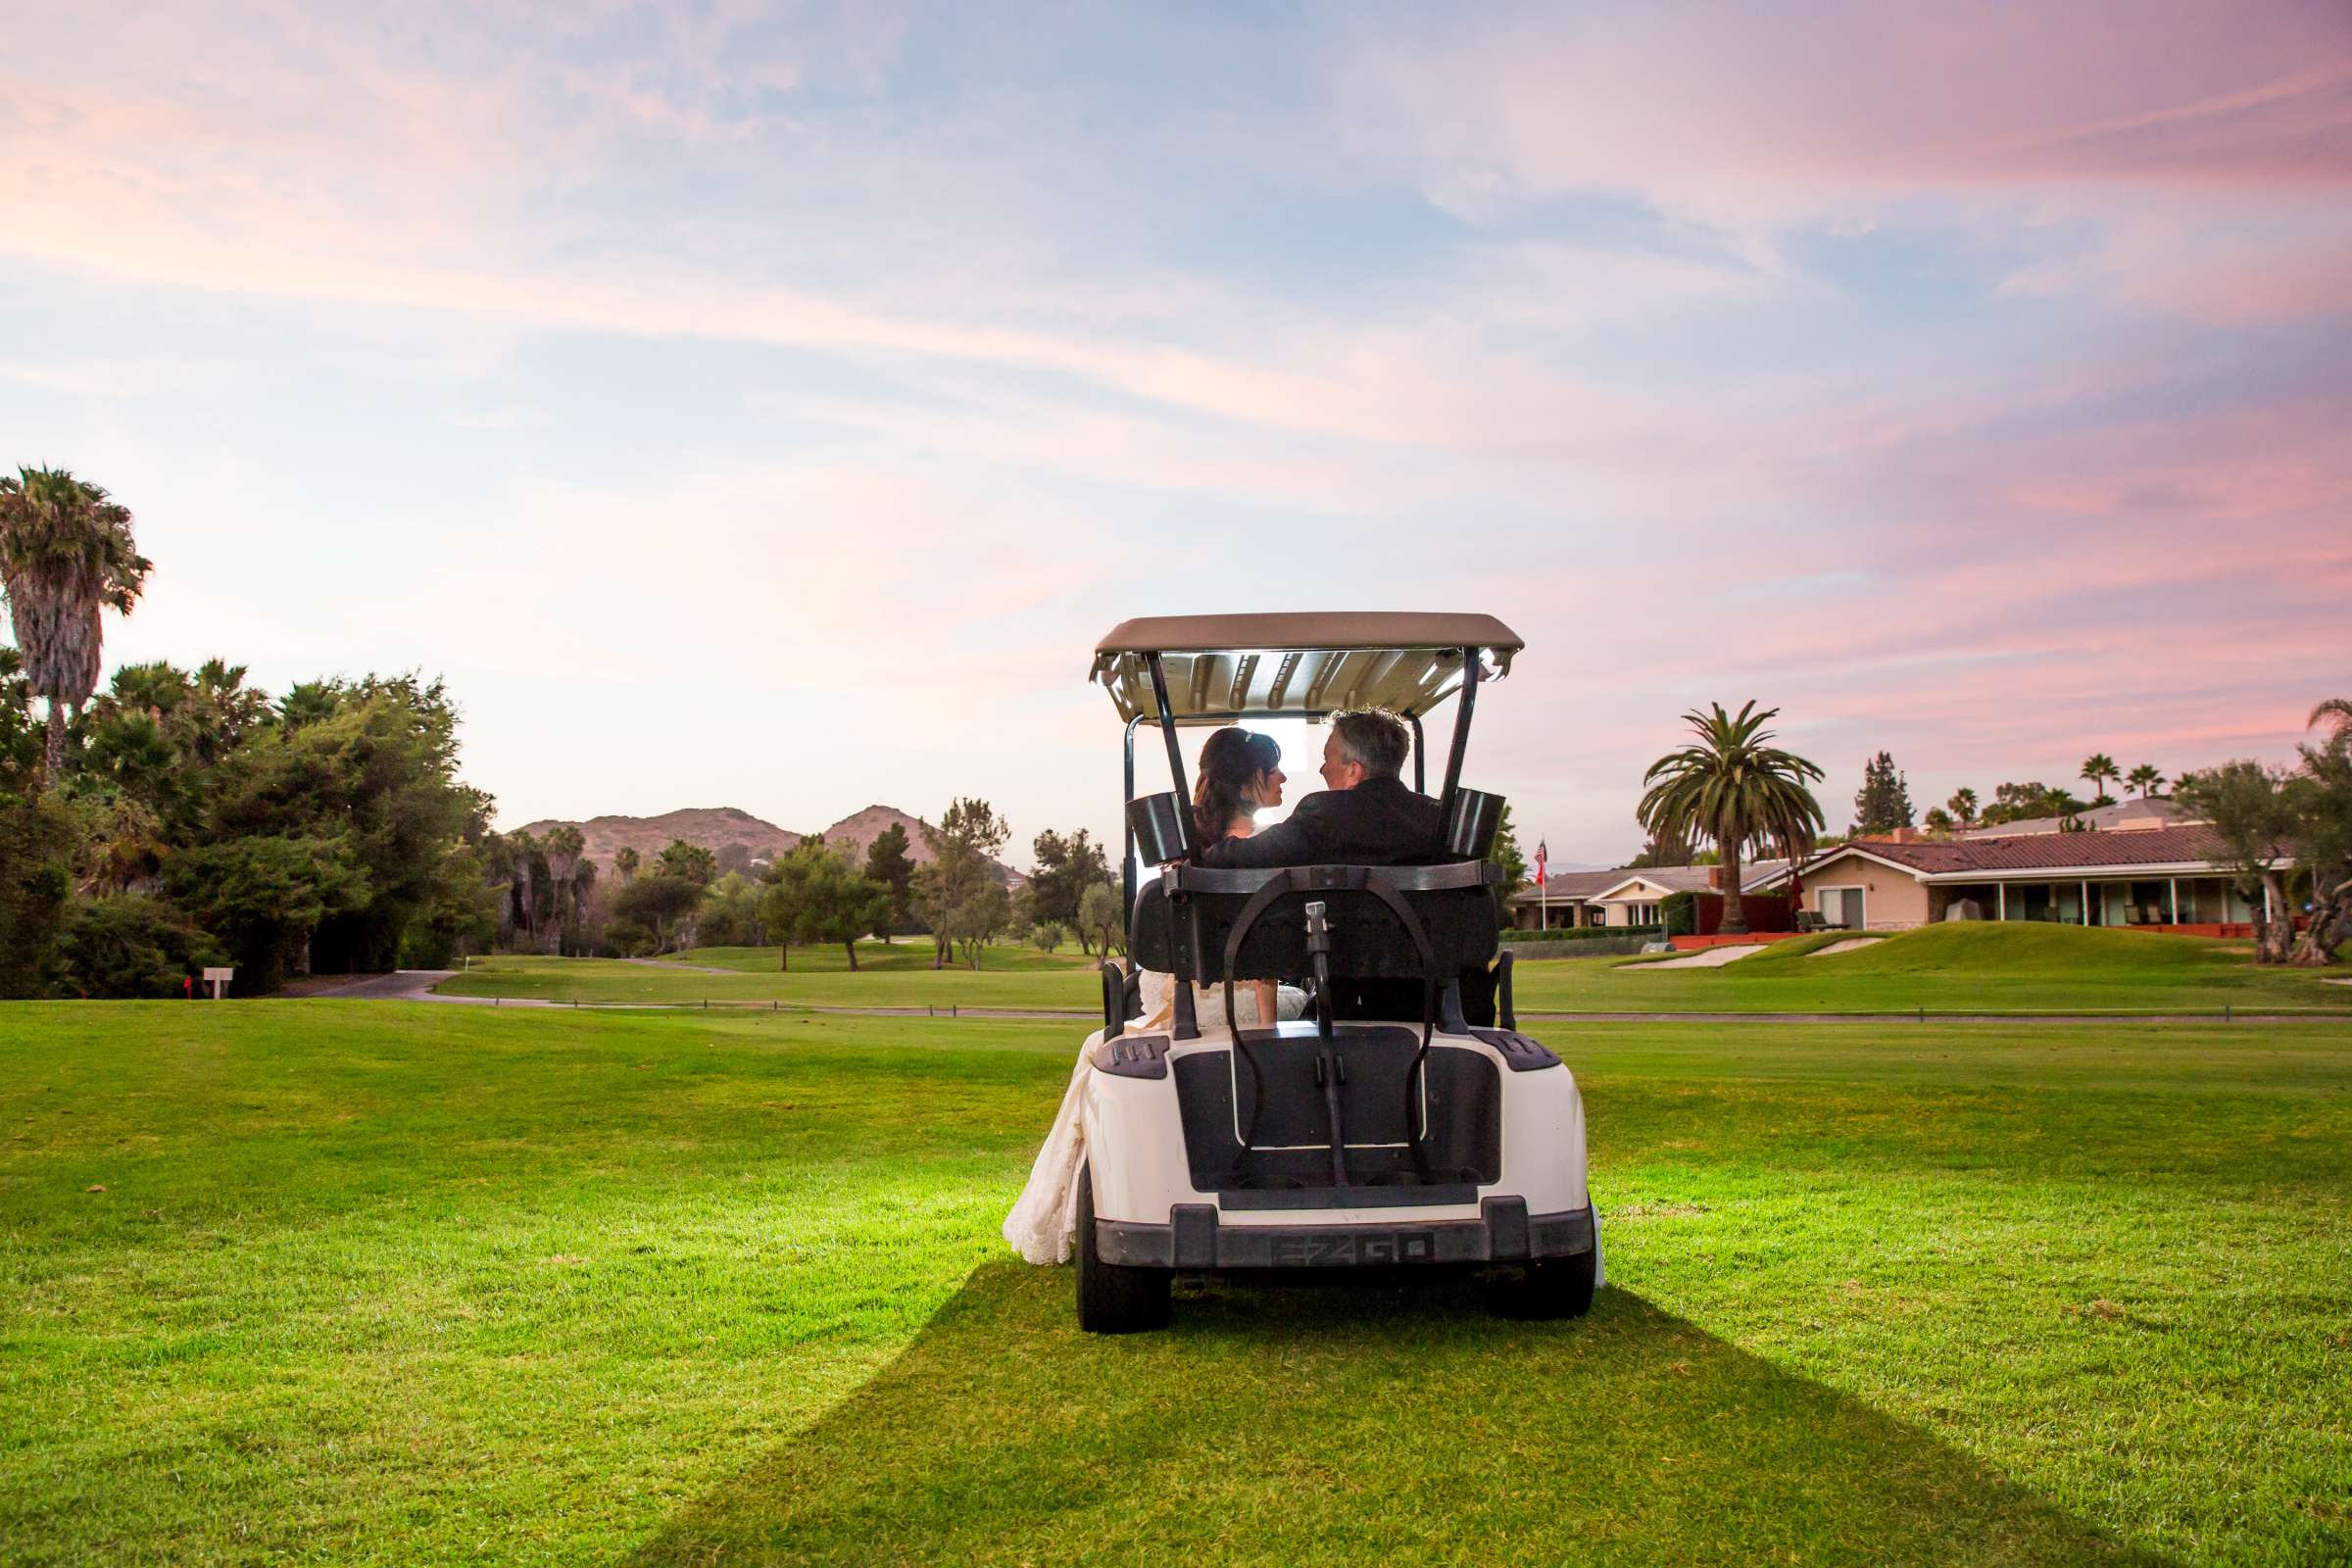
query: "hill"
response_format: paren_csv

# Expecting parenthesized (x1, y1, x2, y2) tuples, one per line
(1732, 920, 2252, 978)
(813, 804, 1023, 886)
(514, 807, 804, 869)
(813, 804, 937, 865)
(1507, 920, 2343, 1014)
(514, 803, 1018, 883)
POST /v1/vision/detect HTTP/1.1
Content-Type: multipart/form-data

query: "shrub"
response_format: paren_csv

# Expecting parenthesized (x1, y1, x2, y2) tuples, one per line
(61, 895, 226, 998)
(1661, 891, 1697, 937)
(0, 793, 74, 999)
(1503, 923, 1663, 945)
(1034, 921, 1065, 954)
(604, 916, 655, 957)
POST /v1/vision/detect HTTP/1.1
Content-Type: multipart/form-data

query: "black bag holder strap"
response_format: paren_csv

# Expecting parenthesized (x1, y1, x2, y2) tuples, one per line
(1209, 864, 1446, 1162)
(1217, 868, 1298, 1149)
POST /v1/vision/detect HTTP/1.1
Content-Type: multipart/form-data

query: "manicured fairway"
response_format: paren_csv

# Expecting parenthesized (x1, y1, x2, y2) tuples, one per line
(439, 924, 2350, 1017)
(1507, 923, 2350, 1015)
(5, 1003, 2347, 1564)
(677, 942, 1101, 974)
(437, 951, 1100, 1009)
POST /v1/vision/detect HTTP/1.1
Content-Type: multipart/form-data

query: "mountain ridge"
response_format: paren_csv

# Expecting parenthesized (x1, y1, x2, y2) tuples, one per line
(514, 804, 1017, 879)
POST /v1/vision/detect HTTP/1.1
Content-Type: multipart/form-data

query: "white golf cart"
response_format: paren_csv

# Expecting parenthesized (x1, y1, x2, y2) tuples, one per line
(1074, 612, 1598, 1332)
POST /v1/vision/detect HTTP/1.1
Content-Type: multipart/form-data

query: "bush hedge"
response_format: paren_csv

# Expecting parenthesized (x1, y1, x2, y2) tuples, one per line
(1502, 923, 1663, 945)
(61, 894, 227, 999)
(1662, 891, 1698, 937)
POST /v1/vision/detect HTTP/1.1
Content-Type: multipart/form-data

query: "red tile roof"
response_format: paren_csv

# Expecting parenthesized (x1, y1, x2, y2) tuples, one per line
(1809, 825, 2261, 876)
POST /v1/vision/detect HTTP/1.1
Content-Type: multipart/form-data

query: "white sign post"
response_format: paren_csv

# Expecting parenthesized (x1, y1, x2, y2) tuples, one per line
(201, 966, 234, 1000)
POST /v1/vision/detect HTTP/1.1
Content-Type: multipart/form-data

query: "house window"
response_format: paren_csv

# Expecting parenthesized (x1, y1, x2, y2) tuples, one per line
(1816, 887, 1864, 928)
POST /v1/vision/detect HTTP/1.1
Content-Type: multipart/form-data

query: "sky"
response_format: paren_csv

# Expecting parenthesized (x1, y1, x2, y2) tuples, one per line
(3, 0, 2347, 865)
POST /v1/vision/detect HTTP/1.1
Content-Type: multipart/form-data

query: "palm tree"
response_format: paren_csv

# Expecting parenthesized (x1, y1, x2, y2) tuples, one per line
(541, 824, 585, 953)
(189, 659, 270, 764)
(2127, 763, 2165, 798)
(2313, 698, 2352, 744)
(507, 829, 542, 944)
(612, 846, 640, 886)
(2080, 753, 2120, 806)
(101, 660, 190, 723)
(0, 467, 152, 787)
(1947, 787, 1978, 825)
(1639, 702, 1826, 936)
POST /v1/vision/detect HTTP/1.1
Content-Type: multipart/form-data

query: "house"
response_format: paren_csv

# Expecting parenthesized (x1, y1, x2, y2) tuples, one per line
(1956, 796, 2198, 839)
(1754, 826, 2277, 933)
(1505, 860, 1790, 929)
(1504, 869, 1632, 929)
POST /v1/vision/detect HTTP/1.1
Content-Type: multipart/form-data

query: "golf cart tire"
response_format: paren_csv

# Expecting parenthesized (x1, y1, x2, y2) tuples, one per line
(1076, 1165, 1171, 1334)
(1488, 1248, 1597, 1321)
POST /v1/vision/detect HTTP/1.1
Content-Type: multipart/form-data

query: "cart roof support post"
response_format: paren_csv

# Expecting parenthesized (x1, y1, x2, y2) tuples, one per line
(1146, 652, 1200, 861)
(1123, 712, 1143, 943)
(1438, 646, 1479, 823)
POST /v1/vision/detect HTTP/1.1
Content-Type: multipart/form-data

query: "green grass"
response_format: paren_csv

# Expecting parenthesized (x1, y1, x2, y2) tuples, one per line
(442, 922, 2351, 1017)
(438, 950, 1101, 1009)
(1512, 922, 2352, 1015)
(6, 1003, 2348, 1563)
(675, 941, 1101, 974)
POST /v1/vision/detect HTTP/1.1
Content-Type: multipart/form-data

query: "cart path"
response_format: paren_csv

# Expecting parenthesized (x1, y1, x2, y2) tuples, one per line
(306, 971, 458, 999)
(297, 974, 2352, 1025)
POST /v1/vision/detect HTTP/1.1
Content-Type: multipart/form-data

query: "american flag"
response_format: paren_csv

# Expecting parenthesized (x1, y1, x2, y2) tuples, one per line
(1536, 839, 1547, 887)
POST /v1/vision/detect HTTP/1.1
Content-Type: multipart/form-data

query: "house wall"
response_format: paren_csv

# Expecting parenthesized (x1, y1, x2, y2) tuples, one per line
(1597, 878, 1677, 926)
(1965, 874, 2258, 925)
(1509, 899, 1598, 930)
(1800, 850, 1932, 930)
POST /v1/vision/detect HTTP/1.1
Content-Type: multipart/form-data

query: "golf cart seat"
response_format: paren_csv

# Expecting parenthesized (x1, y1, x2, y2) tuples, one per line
(1134, 860, 1501, 981)
(1121, 858, 1507, 1036)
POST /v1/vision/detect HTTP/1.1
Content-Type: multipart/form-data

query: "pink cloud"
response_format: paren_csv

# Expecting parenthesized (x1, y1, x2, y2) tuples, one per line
(1340, 4, 2352, 210)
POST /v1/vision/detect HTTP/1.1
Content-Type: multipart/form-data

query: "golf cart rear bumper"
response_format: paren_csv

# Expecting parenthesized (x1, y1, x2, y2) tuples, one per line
(1096, 1198, 1593, 1270)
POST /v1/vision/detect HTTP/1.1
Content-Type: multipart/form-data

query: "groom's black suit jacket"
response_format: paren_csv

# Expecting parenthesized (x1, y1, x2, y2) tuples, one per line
(1194, 775, 1446, 869)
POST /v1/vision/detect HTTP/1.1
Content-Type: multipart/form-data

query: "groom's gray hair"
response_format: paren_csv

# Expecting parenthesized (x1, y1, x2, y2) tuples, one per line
(1329, 708, 1411, 781)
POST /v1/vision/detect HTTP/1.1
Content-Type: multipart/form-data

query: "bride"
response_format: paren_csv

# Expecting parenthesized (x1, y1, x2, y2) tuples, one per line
(1003, 726, 1307, 1264)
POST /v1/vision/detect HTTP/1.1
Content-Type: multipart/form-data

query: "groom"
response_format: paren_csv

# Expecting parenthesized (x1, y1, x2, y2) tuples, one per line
(1195, 709, 1445, 868)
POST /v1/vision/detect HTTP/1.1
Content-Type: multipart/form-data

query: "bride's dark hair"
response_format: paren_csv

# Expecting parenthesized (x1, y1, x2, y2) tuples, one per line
(1194, 727, 1281, 848)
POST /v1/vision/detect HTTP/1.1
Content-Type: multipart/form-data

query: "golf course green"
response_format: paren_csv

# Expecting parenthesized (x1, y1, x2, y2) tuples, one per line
(4, 1000, 2345, 1564)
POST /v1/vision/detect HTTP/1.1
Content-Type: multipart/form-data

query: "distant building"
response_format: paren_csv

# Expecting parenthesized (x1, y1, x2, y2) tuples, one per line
(1504, 860, 1789, 929)
(1754, 825, 2278, 933)
(1956, 796, 2198, 839)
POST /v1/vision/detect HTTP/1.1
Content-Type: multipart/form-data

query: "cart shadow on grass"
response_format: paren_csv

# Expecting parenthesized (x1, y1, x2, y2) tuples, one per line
(631, 1262, 2167, 1567)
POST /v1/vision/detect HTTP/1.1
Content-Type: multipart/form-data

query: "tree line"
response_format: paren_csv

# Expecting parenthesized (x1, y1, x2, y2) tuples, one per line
(1, 466, 499, 997)
(1852, 749, 2178, 837)
(535, 808, 1131, 970)
(1, 465, 1152, 995)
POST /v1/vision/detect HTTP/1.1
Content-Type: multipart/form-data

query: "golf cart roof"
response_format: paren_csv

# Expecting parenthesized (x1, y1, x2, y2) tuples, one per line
(1090, 612, 1522, 723)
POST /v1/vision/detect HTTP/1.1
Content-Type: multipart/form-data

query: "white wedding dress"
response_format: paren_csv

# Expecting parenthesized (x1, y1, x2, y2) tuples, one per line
(1003, 967, 1306, 1265)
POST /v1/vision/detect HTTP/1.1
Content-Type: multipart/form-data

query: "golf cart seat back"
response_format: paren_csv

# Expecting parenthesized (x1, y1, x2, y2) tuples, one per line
(1130, 861, 1503, 987)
